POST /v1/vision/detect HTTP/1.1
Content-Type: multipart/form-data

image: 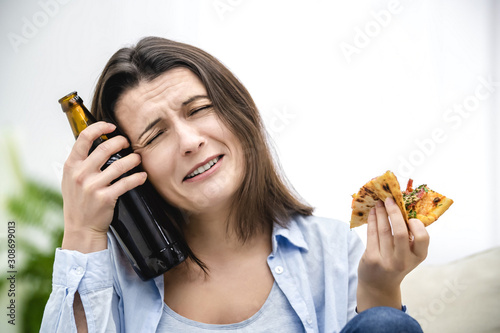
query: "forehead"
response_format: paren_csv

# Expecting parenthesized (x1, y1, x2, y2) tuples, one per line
(114, 67, 207, 124)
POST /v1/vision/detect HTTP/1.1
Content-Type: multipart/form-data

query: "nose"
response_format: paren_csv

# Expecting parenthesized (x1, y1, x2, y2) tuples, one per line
(175, 121, 206, 156)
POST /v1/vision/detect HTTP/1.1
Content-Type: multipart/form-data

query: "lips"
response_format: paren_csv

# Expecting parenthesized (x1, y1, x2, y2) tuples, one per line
(183, 154, 224, 181)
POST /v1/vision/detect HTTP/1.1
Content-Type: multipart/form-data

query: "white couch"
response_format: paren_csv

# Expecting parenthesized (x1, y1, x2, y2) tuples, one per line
(401, 247, 500, 333)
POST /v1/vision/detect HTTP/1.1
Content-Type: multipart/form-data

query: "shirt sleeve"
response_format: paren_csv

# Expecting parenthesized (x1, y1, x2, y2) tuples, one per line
(347, 229, 365, 322)
(40, 248, 121, 333)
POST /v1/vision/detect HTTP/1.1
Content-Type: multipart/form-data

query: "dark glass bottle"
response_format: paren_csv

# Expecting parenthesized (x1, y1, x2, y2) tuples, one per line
(58, 91, 187, 280)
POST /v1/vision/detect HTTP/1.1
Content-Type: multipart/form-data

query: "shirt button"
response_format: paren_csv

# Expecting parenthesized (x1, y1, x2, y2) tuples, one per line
(75, 266, 84, 275)
(306, 317, 313, 325)
(274, 266, 284, 274)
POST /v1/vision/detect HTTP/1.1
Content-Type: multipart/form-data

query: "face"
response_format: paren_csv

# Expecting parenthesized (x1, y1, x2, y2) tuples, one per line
(114, 67, 245, 216)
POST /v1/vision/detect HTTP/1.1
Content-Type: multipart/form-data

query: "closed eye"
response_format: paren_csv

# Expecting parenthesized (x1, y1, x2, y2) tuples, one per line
(146, 129, 165, 146)
(190, 104, 213, 116)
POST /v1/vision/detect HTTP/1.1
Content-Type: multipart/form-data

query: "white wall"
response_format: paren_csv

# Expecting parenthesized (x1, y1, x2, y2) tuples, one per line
(1, 0, 498, 269)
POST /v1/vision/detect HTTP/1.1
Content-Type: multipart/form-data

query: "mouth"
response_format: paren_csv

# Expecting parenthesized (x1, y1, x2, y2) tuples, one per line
(183, 155, 224, 181)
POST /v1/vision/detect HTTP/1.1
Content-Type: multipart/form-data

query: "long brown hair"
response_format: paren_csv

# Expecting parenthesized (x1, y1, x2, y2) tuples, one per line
(92, 36, 313, 249)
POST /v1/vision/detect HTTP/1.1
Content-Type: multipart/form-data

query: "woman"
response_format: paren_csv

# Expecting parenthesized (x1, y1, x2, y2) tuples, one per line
(41, 37, 428, 332)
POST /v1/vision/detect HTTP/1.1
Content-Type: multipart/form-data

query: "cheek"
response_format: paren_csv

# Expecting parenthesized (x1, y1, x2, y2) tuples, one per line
(141, 151, 182, 205)
(233, 147, 247, 184)
(226, 132, 246, 171)
(140, 149, 175, 184)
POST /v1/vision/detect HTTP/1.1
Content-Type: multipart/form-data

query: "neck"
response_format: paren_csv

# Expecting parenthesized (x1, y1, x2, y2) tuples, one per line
(183, 209, 272, 262)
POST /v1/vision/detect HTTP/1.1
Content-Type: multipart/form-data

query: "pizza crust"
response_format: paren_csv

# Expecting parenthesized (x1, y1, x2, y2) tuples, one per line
(350, 187, 378, 228)
(350, 171, 407, 228)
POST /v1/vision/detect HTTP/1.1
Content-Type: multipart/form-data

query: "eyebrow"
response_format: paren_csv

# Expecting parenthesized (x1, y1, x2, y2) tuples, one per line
(182, 95, 209, 106)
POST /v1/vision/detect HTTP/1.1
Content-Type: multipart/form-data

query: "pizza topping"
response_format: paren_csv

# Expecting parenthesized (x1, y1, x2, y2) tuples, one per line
(403, 192, 418, 208)
(403, 184, 429, 210)
(417, 184, 429, 193)
(405, 179, 414, 193)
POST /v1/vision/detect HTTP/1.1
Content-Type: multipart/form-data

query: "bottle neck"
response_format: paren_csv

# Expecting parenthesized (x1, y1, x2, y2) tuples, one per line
(64, 104, 95, 139)
(59, 92, 97, 139)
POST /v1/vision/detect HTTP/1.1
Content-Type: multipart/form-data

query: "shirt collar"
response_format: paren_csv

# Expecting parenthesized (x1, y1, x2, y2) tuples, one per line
(271, 215, 309, 254)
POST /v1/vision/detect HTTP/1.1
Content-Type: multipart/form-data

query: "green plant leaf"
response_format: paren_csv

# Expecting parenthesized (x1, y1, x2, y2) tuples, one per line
(1, 135, 65, 332)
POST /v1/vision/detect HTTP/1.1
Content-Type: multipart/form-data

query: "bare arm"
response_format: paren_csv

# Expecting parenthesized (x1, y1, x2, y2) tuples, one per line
(74, 292, 88, 333)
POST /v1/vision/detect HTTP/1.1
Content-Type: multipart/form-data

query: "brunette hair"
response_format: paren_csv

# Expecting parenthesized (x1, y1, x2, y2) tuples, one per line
(91, 36, 313, 260)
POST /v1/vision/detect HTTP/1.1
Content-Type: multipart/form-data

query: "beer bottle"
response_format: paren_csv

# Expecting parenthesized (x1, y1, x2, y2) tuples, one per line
(59, 91, 187, 280)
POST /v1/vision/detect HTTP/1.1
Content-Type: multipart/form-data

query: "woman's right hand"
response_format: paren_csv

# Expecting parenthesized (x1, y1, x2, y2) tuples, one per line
(61, 122, 147, 253)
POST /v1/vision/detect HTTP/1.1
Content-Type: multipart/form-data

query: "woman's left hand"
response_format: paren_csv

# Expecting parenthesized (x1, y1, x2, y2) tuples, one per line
(356, 197, 430, 312)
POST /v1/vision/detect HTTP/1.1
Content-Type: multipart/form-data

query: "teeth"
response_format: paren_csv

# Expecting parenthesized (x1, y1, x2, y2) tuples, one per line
(186, 156, 220, 179)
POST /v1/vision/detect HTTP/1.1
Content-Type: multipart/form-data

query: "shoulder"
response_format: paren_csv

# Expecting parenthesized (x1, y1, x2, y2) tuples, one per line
(290, 214, 359, 246)
(274, 214, 365, 286)
(107, 232, 137, 279)
(274, 214, 364, 259)
(105, 232, 165, 330)
(293, 214, 350, 233)
(106, 232, 162, 291)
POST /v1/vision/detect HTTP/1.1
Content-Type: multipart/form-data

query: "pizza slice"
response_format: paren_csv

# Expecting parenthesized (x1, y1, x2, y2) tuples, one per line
(350, 171, 453, 228)
(403, 179, 454, 227)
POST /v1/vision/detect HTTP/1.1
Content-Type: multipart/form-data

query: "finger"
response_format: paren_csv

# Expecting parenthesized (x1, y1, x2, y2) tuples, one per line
(97, 153, 142, 187)
(375, 200, 393, 256)
(365, 207, 380, 254)
(408, 219, 429, 260)
(84, 135, 131, 171)
(384, 197, 410, 256)
(70, 122, 117, 161)
(105, 170, 148, 199)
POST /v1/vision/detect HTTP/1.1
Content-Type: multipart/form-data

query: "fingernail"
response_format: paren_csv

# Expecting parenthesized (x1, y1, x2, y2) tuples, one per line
(369, 207, 376, 215)
(376, 200, 383, 207)
(385, 197, 395, 206)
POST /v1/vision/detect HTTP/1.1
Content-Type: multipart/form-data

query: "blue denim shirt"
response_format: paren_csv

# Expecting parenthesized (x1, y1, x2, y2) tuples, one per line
(40, 214, 365, 332)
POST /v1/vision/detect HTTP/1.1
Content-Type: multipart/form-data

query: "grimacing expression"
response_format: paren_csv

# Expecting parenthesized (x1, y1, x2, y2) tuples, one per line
(114, 67, 245, 215)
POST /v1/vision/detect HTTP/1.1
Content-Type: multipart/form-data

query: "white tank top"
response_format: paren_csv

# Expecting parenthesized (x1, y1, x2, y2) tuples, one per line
(156, 281, 304, 332)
